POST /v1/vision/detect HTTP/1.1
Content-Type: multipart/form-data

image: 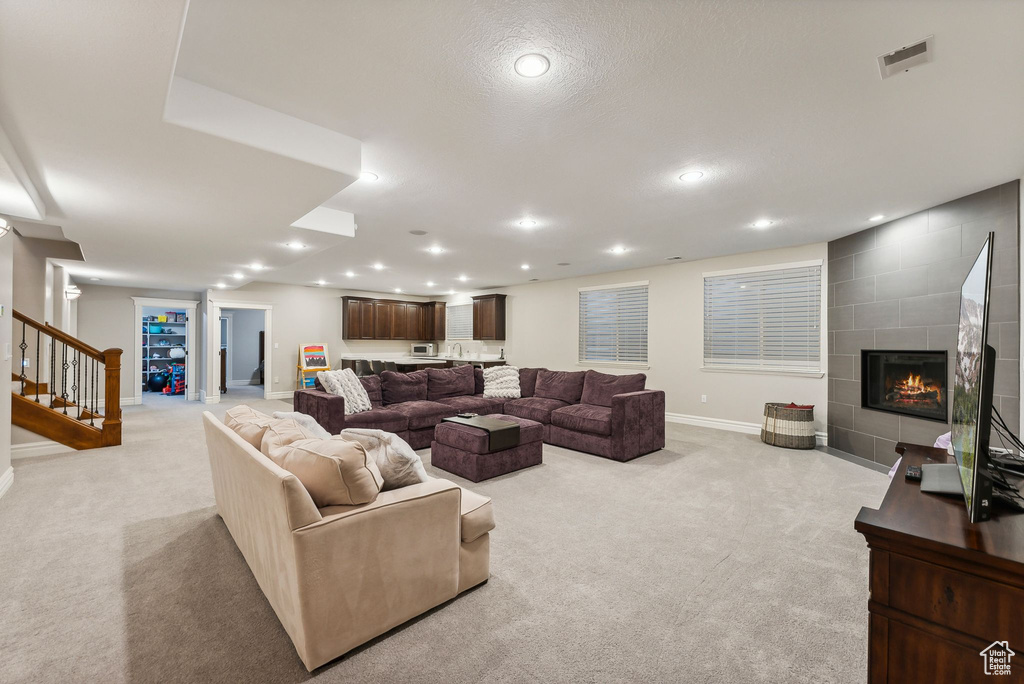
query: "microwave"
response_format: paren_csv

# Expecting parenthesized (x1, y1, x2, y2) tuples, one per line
(410, 343, 435, 357)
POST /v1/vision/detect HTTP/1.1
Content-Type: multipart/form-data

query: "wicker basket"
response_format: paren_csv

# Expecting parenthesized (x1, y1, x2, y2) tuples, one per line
(761, 402, 816, 449)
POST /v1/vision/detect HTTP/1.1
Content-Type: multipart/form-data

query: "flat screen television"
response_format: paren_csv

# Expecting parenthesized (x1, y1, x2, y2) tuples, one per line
(949, 232, 996, 523)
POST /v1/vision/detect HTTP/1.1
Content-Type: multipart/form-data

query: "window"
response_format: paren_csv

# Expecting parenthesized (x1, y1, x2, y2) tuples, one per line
(578, 282, 649, 366)
(703, 262, 822, 373)
(447, 303, 473, 340)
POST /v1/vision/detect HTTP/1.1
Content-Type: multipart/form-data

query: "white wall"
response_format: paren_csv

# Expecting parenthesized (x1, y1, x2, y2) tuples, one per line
(448, 242, 830, 434)
(206, 282, 431, 397)
(224, 308, 264, 384)
(0, 231, 14, 496)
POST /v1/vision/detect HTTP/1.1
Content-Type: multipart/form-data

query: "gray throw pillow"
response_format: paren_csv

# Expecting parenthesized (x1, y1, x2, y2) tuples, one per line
(337, 428, 430, 490)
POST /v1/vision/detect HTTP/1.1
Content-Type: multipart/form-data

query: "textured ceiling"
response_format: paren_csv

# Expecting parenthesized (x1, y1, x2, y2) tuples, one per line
(3, 0, 1024, 294)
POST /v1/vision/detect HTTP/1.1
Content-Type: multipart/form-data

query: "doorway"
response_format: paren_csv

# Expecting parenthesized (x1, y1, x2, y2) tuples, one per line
(218, 307, 267, 399)
(132, 297, 198, 406)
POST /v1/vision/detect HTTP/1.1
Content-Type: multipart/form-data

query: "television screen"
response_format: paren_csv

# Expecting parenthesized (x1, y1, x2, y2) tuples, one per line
(950, 234, 994, 522)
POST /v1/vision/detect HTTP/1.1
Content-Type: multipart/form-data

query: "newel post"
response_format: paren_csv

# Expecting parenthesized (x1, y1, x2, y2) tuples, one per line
(101, 348, 123, 446)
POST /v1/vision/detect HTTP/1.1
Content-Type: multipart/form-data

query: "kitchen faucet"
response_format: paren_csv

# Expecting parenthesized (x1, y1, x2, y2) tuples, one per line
(453, 343, 463, 358)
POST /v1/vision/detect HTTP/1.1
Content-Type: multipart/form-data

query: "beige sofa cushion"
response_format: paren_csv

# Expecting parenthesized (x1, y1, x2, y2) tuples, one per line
(223, 405, 275, 449)
(273, 437, 384, 507)
(260, 419, 321, 464)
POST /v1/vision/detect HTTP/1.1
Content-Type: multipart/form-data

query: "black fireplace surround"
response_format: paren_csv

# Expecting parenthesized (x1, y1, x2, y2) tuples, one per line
(861, 350, 948, 422)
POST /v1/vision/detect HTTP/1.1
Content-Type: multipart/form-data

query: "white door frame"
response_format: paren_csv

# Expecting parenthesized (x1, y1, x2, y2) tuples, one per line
(132, 297, 200, 404)
(206, 298, 272, 402)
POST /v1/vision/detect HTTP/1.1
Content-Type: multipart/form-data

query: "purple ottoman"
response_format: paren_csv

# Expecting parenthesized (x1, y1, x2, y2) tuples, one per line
(431, 414, 543, 482)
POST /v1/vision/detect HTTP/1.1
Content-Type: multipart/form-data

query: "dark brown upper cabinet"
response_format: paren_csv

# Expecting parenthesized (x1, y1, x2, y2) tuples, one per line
(472, 294, 506, 340)
(342, 297, 447, 341)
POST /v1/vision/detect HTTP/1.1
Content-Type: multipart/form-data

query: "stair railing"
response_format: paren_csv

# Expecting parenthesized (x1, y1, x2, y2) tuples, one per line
(13, 309, 122, 447)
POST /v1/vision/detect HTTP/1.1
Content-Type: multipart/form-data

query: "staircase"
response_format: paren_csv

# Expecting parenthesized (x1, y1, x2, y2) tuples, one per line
(11, 309, 122, 449)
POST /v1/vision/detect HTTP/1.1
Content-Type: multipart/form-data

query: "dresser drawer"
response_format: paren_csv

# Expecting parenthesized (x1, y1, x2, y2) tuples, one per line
(888, 554, 1024, 645)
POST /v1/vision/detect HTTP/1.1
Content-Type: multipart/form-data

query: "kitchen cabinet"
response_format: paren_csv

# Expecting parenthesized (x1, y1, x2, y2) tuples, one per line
(472, 294, 506, 340)
(342, 297, 446, 341)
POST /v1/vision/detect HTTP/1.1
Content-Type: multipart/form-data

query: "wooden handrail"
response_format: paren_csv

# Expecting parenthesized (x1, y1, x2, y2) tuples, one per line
(13, 309, 105, 360)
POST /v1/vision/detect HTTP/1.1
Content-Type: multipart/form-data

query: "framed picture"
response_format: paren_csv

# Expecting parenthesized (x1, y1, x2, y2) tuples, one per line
(299, 343, 330, 370)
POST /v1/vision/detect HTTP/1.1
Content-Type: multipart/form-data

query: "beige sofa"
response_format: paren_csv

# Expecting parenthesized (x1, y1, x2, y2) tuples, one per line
(202, 412, 495, 671)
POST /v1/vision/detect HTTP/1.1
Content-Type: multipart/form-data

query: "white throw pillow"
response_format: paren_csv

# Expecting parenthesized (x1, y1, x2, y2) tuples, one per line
(317, 368, 372, 415)
(273, 411, 332, 439)
(482, 365, 521, 399)
(338, 428, 430, 490)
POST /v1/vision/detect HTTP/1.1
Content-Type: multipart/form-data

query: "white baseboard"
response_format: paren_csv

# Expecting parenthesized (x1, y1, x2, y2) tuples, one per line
(665, 412, 827, 447)
(0, 466, 13, 502)
(227, 379, 260, 387)
(12, 440, 73, 459)
(267, 390, 293, 400)
(203, 394, 221, 404)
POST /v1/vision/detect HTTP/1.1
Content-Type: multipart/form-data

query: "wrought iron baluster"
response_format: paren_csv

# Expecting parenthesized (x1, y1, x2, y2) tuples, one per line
(35, 328, 40, 402)
(18, 321, 26, 396)
(82, 355, 88, 422)
(61, 343, 69, 415)
(49, 336, 56, 408)
(74, 350, 81, 419)
(92, 357, 98, 425)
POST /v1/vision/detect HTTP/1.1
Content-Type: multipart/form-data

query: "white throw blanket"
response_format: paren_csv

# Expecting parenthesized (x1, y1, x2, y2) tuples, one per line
(483, 365, 521, 399)
(337, 429, 429, 490)
(317, 368, 372, 415)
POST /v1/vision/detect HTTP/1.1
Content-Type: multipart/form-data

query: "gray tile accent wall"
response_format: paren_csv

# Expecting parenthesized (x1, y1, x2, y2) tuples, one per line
(827, 181, 1020, 465)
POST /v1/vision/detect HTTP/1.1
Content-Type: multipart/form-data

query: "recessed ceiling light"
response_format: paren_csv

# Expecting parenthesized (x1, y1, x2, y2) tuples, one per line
(608, 245, 628, 255)
(315, 279, 326, 286)
(344, 270, 355, 278)
(752, 219, 774, 229)
(250, 262, 264, 270)
(521, 263, 530, 270)
(216, 283, 226, 289)
(285, 241, 306, 250)
(869, 214, 886, 222)
(427, 245, 444, 254)
(458, 274, 468, 282)
(426, 281, 435, 287)
(679, 171, 705, 182)
(360, 171, 378, 181)
(372, 262, 384, 270)
(518, 219, 537, 228)
(394, 287, 402, 293)
(514, 53, 549, 78)
(449, 289, 456, 295)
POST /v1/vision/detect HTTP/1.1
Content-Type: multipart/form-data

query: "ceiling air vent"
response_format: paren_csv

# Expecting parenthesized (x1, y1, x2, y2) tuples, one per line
(877, 36, 933, 79)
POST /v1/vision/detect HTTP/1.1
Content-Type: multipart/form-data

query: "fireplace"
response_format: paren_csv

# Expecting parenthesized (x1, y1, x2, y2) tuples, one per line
(861, 350, 948, 422)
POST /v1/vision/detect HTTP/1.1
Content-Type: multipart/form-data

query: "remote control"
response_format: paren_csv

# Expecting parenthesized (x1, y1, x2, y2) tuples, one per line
(905, 465, 922, 482)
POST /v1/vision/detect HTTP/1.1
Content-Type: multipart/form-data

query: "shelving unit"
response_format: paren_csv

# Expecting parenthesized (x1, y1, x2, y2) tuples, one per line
(141, 306, 188, 397)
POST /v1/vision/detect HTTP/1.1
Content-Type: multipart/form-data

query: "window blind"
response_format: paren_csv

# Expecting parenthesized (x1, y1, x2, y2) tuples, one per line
(703, 264, 821, 372)
(578, 283, 649, 365)
(447, 303, 473, 340)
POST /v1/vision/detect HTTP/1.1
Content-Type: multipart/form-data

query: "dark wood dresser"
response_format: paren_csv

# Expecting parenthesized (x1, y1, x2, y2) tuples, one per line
(855, 443, 1024, 683)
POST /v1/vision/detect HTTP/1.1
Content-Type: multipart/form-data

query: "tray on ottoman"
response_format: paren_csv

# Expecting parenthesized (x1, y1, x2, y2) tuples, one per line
(432, 414, 543, 482)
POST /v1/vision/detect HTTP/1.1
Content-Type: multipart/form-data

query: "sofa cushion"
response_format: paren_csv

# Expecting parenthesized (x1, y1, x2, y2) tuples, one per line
(260, 418, 323, 463)
(426, 364, 476, 400)
(360, 375, 383, 408)
(434, 395, 508, 415)
(337, 429, 429, 490)
(272, 411, 332, 439)
(503, 396, 570, 424)
(389, 400, 457, 430)
(551, 404, 613, 436)
(223, 405, 274, 449)
(474, 367, 485, 394)
(518, 368, 545, 398)
(381, 370, 428, 405)
(342, 407, 409, 433)
(317, 368, 372, 414)
(579, 370, 647, 408)
(460, 488, 494, 543)
(534, 370, 586, 404)
(272, 437, 384, 507)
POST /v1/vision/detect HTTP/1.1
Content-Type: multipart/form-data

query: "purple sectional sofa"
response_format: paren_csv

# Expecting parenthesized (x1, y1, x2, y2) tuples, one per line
(294, 365, 666, 461)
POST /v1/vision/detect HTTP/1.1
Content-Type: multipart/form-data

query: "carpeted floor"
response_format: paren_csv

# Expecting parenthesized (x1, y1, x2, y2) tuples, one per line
(0, 393, 887, 683)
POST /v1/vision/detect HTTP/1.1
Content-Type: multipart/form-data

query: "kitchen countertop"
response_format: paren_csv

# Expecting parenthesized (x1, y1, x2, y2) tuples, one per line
(337, 354, 505, 364)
